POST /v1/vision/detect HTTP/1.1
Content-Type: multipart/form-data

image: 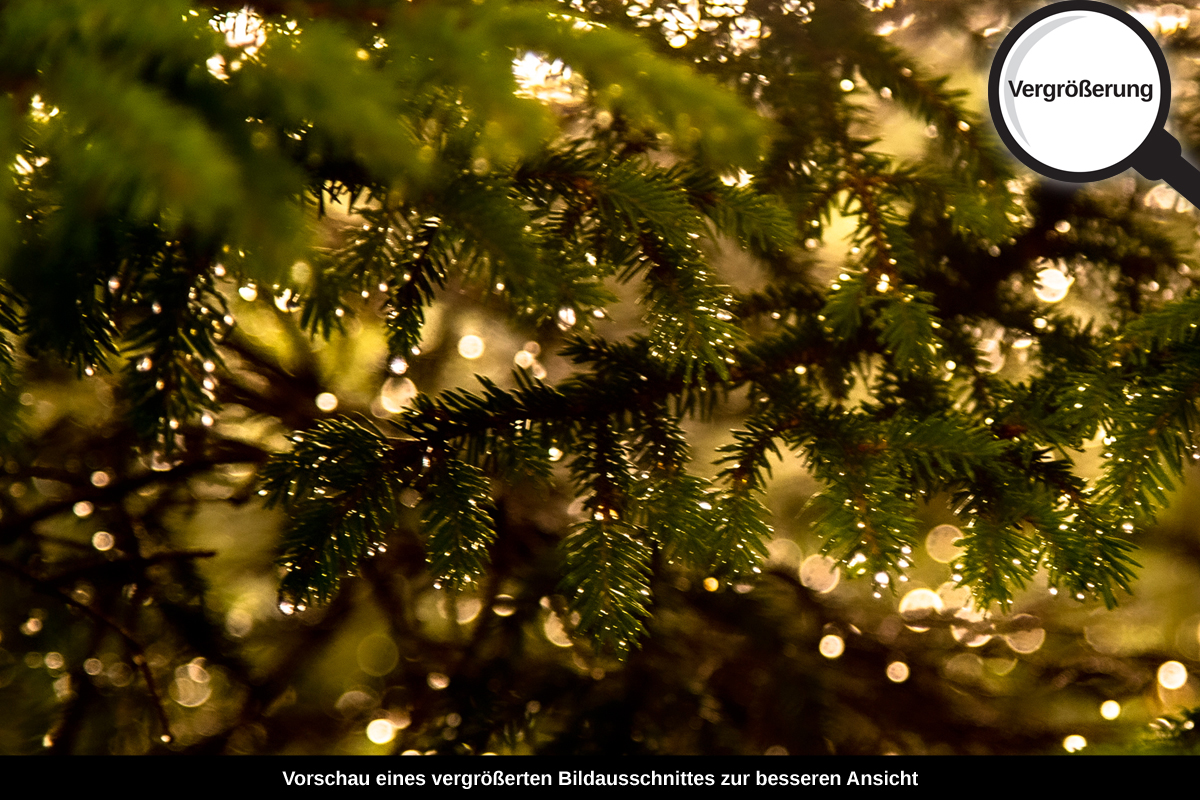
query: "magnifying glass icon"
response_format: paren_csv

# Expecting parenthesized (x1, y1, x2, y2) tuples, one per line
(990, 0, 1200, 202)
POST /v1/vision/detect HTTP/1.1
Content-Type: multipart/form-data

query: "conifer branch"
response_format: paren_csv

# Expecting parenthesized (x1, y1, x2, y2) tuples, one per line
(420, 457, 497, 592)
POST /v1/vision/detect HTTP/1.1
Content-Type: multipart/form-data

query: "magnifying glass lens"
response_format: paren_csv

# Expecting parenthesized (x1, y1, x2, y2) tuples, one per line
(991, 2, 1200, 206)
(993, 6, 1166, 178)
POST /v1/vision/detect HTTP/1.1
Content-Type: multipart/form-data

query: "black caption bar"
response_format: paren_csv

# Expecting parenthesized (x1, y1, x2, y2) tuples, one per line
(13, 754, 1183, 792)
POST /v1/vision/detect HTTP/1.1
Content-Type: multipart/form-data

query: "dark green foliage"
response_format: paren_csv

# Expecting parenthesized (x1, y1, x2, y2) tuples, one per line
(561, 518, 653, 654)
(640, 470, 716, 569)
(5, 0, 1200, 756)
(421, 457, 498, 592)
(121, 249, 229, 446)
(262, 418, 404, 605)
(250, 17, 1196, 629)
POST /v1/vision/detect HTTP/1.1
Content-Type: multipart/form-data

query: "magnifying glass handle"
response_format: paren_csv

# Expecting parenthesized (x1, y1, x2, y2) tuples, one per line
(1132, 128, 1200, 208)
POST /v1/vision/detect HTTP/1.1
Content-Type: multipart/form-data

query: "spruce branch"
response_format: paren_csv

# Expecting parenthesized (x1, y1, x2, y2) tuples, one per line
(560, 421, 653, 653)
(420, 456, 497, 592)
(122, 248, 229, 447)
(262, 417, 411, 606)
(1097, 354, 1200, 518)
(953, 515, 1038, 610)
(560, 518, 652, 656)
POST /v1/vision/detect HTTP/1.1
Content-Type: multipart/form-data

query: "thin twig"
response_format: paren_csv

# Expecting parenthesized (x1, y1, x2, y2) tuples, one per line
(0, 557, 175, 743)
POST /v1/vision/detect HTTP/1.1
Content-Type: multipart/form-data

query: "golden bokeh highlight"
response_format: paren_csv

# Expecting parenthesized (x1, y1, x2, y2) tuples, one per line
(899, 588, 943, 632)
(1158, 660, 1188, 690)
(925, 524, 964, 563)
(819, 634, 845, 659)
(799, 555, 840, 594)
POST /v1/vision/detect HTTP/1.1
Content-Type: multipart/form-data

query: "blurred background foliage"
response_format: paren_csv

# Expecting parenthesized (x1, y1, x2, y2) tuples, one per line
(3, 0, 1200, 756)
